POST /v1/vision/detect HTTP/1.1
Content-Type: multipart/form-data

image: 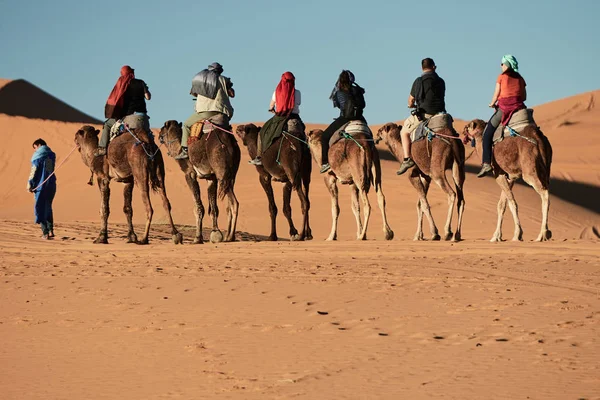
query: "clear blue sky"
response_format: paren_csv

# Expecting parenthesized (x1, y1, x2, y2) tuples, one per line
(1, 0, 599, 125)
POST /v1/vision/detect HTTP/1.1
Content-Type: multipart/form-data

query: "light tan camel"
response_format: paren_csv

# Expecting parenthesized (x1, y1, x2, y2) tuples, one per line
(74, 125, 183, 244)
(376, 123, 465, 241)
(159, 120, 240, 243)
(307, 129, 393, 241)
(463, 119, 553, 242)
(236, 123, 312, 241)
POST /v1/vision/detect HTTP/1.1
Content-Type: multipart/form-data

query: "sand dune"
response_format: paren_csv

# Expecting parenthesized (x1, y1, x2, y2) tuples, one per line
(0, 84, 599, 399)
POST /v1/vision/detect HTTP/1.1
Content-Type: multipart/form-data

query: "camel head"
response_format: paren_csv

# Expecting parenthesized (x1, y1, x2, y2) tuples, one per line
(234, 124, 260, 147)
(306, 129, 325, 165)
(376, 122, 401, 145)
(158, 120, 183, 157)
(462, 119, 486, 143)
(74, 125, 100, 150)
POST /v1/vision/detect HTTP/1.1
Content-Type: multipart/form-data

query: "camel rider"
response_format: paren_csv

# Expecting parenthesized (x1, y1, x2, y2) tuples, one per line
(95, 65, 151, 157)
(477, 55, 527, 177)
(397, 58, 446, 175)
(320, 70, 367, 173)
(175, 62, 235, 160)
(248, 71, 302, 165)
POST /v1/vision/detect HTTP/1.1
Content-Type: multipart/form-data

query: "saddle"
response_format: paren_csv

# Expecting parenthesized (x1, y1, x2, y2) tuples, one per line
(411, 113, 454, 143)
(492, 108, 536, 144)
(329, 120, 372, 147)
(110, 113, 151, 141)
(189, 113, 230, 143)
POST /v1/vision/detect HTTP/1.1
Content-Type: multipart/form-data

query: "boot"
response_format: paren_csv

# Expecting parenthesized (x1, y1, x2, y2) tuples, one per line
(174, 147, 188, 160)
(396, 158, 415, 175)
(477, 163, 493, 178)
(320, 163, 331, 174)
(248, 157, 262, 166)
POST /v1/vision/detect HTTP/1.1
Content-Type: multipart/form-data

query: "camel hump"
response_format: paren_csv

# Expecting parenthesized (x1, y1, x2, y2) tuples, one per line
(329, 120, 372, 147)
(493, 108, 536, 143)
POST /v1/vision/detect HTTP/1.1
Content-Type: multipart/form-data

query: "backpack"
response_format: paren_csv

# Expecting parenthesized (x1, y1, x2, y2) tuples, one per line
(342, 84, 366, 119)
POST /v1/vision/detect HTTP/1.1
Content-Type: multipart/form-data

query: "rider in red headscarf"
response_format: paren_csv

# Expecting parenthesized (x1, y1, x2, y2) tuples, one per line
(248, 72, 303, 165)
(95, 65, 151, 156)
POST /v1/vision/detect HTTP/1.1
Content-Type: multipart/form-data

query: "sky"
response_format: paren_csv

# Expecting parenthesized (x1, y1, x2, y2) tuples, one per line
(1, 0, 599, 126)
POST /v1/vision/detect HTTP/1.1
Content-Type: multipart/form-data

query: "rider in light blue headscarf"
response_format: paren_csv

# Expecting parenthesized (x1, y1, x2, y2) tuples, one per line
(501, 54, 519, 72)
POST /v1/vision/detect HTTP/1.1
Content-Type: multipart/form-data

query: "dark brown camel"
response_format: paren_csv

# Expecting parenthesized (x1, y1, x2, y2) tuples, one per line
(74, 125, 183, 244)
(159, 120, 240, 243)
(306, 129, 393, 241)
(463, 119, 552, 242)
(376, 122, 465, 241)
(235, 123, 312, 241)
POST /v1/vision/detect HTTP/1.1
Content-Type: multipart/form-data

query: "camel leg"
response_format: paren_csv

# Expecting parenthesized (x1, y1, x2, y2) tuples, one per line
(138, 176, 153, 245)
(294, 182, 311, 241)
(185, 173, 205, 244)
(206, 179, 223, 243)
(224, 187, 239, 242)
(282, 182, 300, 240)
(259, 174, 278, 241)
(350, 184, 362, 239)
(123, 181, 137, 243)
(408, 170, 439, 240)
(357, 188, 372, 241)
(371, 156, 394, 240)
(94, 178, 110, 244)
(325, 174, 340, 241)
(452, 161, 466, 242)
(490, 190, 508, 242)
(495, 175, 523, 241)
(156, 173, 183, 245)
(522, 174, 552, 242)
(431, 170, 456, 241)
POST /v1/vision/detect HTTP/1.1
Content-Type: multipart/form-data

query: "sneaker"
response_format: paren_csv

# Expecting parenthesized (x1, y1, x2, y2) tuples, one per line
(248, 157, 262, 166)
(396, 158, 415, 175)
(174, 147, 188, 160)
(94, 147, 106, 157)
(320, 163, 331, 174)
(477, 163, 493, 178)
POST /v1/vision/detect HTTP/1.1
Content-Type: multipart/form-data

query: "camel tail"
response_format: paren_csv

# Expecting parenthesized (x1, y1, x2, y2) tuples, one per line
(535, 128, 553, 187)
(149, 152, 163, 193)
(362, 140, 373, 193)
(218, 134, 241, 200)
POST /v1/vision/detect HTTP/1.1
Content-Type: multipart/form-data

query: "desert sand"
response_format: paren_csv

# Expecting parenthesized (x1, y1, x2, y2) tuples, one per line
(0, 80, 598, 399)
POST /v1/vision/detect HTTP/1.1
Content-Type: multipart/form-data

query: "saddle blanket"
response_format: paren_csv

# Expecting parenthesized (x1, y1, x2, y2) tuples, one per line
(411, 113, 454, 143)
(329, 120, 373, 147)
(493, 108, 536, 144)
(110, 113, 151, 141)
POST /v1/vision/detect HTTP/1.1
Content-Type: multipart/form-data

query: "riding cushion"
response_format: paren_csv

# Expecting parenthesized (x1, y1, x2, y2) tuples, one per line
(493, 108, 536, 144)
(329, 120, 372, 147)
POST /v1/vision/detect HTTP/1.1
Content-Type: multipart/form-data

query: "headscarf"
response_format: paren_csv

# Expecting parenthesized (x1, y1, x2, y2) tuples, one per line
(501, 55, 519, 72)
(105, 65, 135, 118)
(329, 70, 355, 108)
(274, 71, 296, 116)
(190, 62, 224, 100)
(31, 145, 54, 163)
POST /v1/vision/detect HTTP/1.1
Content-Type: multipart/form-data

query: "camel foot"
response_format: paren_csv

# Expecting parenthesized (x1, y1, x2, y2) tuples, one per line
(192, 237, 204, 244)
(126, 233, 138, 244)
(93, 234, 108, 244)
(172, 232, 184, 245)
(490, 235, 503, 242)
(305, 231, 313, 241)
(385, 230, 394, 241)
(290, 234, 301, 242)
(326, 235, 337, 241)
(431, 234, 441, 241)
(535, 230, 552, 242)
(210, 230, 224, 243)
(357, 234, 367, 241)
(268, 234, 278, 242)
(452, 232, 462, 242)
(413, 234, 424, 241)
(136, 238, 149, 245)
(444, 232, 453, 241)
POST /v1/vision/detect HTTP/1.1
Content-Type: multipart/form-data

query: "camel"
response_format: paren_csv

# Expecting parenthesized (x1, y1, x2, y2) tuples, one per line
(159, 120, 240, 243)
(74, 124, 183, 244)
(376, 122, 465, 241)
(463, 119, 552, 242)
(306, 128, 393, 241)
(235, 123, 312, 241)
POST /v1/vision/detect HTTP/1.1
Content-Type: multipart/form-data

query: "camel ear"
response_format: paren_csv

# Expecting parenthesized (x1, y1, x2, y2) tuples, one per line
(94, 129, 100, 135)
(179, 121, 182, 128)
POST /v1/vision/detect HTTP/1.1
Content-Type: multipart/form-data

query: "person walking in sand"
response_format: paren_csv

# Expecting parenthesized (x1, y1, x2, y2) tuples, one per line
(28, 138, 56, 240)
(95, 65, 152, 157)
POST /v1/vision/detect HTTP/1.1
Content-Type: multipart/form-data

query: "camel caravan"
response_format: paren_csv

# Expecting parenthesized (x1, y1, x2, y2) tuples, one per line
(71, 56, 552, 244)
